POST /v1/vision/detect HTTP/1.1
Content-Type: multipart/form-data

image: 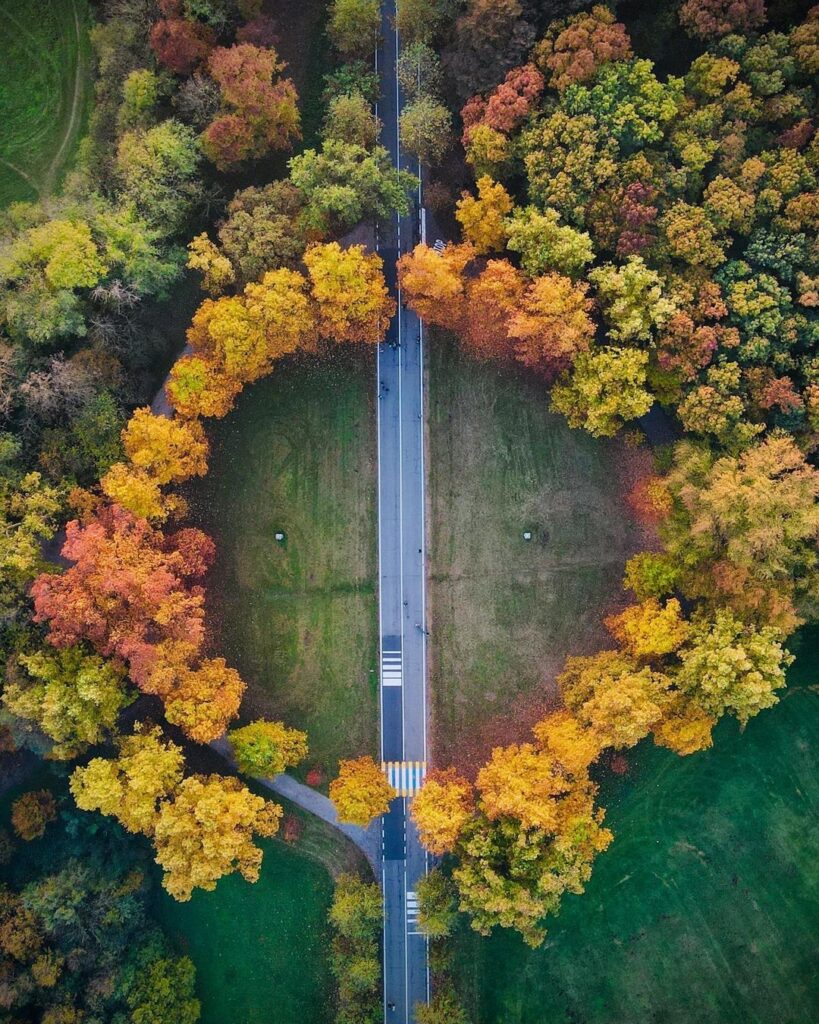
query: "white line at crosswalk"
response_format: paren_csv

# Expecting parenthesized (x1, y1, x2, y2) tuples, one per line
(381, 650, 403, 687)
(383, 760, 426, 796)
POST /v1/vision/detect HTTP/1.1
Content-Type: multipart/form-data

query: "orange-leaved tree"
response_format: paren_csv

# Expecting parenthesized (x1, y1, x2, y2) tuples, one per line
(397, 242, 476, 329)
(461, 259, 525, 361)
(30, 505, 244, 742)
(509, 272, 596, 378)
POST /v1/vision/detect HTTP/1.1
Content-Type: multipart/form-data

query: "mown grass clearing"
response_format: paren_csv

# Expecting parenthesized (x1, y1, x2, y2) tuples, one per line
(427, 333, 647, 773)
(0, 0, 91, 208)
(452, 626, 819, 1024)
(188, 351, 378, 779)
(154, 788, 369, 1024)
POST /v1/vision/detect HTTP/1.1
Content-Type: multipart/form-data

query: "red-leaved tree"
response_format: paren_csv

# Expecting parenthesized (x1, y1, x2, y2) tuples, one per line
(150, 18, 215, 74)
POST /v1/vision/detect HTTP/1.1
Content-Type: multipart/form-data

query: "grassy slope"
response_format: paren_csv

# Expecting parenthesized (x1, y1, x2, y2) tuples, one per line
(0, 0, 91, 207)
(188, 352, 378, 777)
(428, 333, 646, 772)
(453, 626, 819, 1024)
(155, 790, 370, 1024)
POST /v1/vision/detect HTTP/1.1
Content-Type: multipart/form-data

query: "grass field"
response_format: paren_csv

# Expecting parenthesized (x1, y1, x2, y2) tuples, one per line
(188, 351, 379, 778)
(0, 0, 91, 208)
(155, 791, 369, 1024)
(453, 625, 819, 1024)
(427, 334, 647, 772)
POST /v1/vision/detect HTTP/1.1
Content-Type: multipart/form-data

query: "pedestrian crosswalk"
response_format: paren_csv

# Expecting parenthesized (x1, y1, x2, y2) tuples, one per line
(406, 890, 420, 928)
(383, 760, 426, 796)
(381, 649, 402, 687)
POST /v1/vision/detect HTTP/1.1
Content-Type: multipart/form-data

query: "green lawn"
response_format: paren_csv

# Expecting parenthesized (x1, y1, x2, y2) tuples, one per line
(154, 792, 368, 1024)
(428, 333, 646, 772)
(453, 625, 819, 1024)
(189, 352, 378, 777)
(0, 0, 91, 208)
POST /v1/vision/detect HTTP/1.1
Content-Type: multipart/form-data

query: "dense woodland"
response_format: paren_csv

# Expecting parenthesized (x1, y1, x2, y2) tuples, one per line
(0, 0, 816, 1019)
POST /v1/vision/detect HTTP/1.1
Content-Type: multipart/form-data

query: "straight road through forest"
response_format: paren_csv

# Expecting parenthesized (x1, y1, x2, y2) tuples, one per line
(375, 1, 430, 1020)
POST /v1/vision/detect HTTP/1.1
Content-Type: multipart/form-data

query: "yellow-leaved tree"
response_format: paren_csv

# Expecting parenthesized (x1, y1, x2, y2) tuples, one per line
(410, 768, 474, 855)
(304, 242, 396, 344)
(330, 755, 395, 826)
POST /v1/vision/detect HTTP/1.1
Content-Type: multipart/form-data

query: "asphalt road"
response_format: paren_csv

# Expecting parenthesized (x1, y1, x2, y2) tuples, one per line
(375, 4, 430, 1021)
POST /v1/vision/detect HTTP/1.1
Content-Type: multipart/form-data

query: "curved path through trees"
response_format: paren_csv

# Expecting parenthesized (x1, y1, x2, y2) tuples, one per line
(209, 738, 381, 872)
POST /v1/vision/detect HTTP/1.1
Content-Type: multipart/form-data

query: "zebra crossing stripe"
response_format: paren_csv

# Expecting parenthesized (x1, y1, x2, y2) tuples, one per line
(381, 650, 402, 687)
(382, 761, 427, 796)
(407, 891, 420, 923)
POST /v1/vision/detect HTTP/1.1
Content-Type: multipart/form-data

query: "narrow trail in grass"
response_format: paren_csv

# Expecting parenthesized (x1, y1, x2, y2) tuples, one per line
(43, 0, 86, 195)
(0, 156, 39, 197)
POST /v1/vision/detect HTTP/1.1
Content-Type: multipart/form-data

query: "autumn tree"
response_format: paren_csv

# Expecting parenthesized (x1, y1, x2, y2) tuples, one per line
(411, 768, 474, 855)
(476, 743, 573, 831)
(150, 17, 215, 74)
(605, 598, 689, 660)
(521, 110, 619, 225)
(99, 463, 170, 522)
(153, 774, 282, 900)
(289, 141, 416, 235)
(397, 242, 475, 329)
(328, 872, 383, 940)
(202, 44, 301, 169)
(453, 745, 612, 945)
(330, 756, 395, 826)
(563, 58, 684, 151)
(29, 506, 242, 741)
(589, 256, 677, 344)
(187, 267, 315, 383)
(416, 869, 458, 938)
(534, 6, 633, 92)
(0, 472, 62, 617)
(187, 233, 236, 295)
(416, 992, 470, 1024)
(324, 91, 382, 148)
(660, 202, 728, 268)
(624, 551, 682, 600)
(228, 719, 309, 776)
(3, 645, 131, 760)
(329, 0, 380, 57)
(304, 243, 395, 344)
(399, 96, 452, 164)
(461, 259, 524, 361)
(558, 650, 671, 748)
(448, 0, 536, 102)
(116, 120, 204, 233)
(675, 609, 792, 726)
(31, 506, 212, 685)
(661, 433, 819, 630)
(396, 41, 443, 99)
(162, 658, 245, 743)
(396, 0, 447, 42)
(462, 63, 544, 140)
(679, 0, 766, 39)
(122, 408, 209, 484)
(509, 273, 596, 378)
(532, 709, 602, 775)
(11, 790, 57, 841)
(506, 206, 594, 277)
(70, 726, 184, 834)
(455, 176, 513, 254)
(167, 354, 243, 419)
